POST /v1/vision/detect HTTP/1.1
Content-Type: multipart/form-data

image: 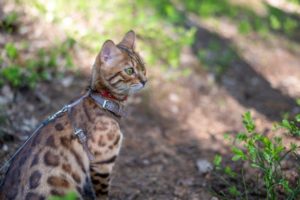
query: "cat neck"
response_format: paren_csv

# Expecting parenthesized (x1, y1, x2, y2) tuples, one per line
(89, 85, 127, 102)
(99, 89, 128, 102)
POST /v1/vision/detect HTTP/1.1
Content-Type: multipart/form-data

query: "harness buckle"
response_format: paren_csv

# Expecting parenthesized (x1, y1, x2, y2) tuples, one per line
(74, 128, 86, 143)
(102, 99, 108, 109)
(74, 127, 94, 161)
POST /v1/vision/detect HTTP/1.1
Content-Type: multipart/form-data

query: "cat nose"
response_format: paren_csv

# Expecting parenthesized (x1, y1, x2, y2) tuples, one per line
(141, 80, 147, 86)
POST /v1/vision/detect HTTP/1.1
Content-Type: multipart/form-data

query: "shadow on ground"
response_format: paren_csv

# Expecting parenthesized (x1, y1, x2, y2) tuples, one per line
(141, 0, 299, 121)
(111, 85, 230, 199)
(189, 22, 298, 121)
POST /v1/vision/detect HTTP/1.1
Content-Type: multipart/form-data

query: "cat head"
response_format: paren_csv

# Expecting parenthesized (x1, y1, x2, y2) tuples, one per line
(91, 30, 147, 100)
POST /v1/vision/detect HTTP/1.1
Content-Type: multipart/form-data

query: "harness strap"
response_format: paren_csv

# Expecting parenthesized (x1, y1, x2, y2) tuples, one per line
(0, 90, 127, 173)
(67, 104, 94, 161)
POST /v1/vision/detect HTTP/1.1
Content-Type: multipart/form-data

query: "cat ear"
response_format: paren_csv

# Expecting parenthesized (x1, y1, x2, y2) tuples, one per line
(99, 40, 121, 64)
(119, 30, 136, 49)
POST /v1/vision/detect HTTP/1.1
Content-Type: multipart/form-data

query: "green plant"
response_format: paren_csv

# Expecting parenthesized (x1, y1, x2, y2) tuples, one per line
(0, 37, 76, 90)
(18, 0, 195, 70)
(213, 111, 300, 200)
(49, 191, 77, 200)
(5, 43, 18, 60)
(238, 20, 252, 34)
(1, 65, 22, 88)
(276, 114, 300, 137)
(0, 11, 19, 32)
(183, 0, 300, 38)
(288, 0, 300, 5)
(0, 64, 40, 89)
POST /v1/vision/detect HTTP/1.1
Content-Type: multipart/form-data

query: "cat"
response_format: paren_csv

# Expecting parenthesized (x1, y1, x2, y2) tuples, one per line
(0, 30, 147, 200)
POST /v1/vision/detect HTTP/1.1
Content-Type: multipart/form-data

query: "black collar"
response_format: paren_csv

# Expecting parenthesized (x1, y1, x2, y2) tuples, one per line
(89, 91, 127, 117)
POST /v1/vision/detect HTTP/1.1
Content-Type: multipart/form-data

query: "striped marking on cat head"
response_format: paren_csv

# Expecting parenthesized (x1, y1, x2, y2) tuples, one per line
(92, 30, 147, 96)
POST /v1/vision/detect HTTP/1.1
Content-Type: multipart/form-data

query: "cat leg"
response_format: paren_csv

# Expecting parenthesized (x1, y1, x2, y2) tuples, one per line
(90, 158, 116, 200)
(89, 128, 122, 199)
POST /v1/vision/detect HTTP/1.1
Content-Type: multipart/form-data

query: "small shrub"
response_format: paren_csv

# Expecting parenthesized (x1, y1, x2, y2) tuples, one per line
(213, 111, 300, 200)
(0, 38, 76, 90)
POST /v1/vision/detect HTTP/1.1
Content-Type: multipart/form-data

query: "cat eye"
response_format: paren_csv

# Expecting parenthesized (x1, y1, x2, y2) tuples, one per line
(124, 67, 134, 75)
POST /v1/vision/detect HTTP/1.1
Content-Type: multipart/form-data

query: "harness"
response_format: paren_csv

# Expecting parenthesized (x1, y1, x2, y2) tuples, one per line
(0, 90, 126, 174)
(0, 44, 140, 176)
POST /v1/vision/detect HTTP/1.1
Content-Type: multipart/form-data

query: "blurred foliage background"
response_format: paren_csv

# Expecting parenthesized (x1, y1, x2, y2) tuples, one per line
(1, 0, 299, 89)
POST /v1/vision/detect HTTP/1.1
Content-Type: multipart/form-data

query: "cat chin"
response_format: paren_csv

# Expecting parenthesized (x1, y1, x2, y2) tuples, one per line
(128, 84, 144, 94)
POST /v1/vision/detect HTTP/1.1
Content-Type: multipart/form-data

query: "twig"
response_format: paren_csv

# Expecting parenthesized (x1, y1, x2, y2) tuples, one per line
(242, 168, 249, 200)
(280, 147, 300, 163)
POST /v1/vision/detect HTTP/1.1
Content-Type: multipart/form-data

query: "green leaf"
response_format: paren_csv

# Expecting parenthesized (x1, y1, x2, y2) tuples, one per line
(25, 71, 39, 88)
(213, 155, 222, 167)
(282, 119, 291, 128)
(48, 52, 58, 67)
(296, 99, 300, 106)
(247, 145, 257, 160)
(262, 136, 271, 147)
(295, 114, 300, 122)
(49, 191, 77, 200)
(270, 15, 281, 30)
(232, 154, 241, 161)
(232, 147, 246, 160)
(250, 163, 261, 168)
(279, 179, 293, 194)
(283, 18, 298, 34)
(236, 132, 247, 142)
(242, 111, 255, 133)
(252, 133, 263, 142)
(238, 21, 252, 34)
(280, 118, 300, 136)
(65, 54, 74, 68)
(1, 66, 22, 87)
(262, 151, 272, 163)
(274, 137, 282, 144)
(5, 43, 18, 60)
(290, 143, 297, 151)
(65, 37, 76, 49)
(224, 166, 236, 177)
(181, 68, 191, 77)
(3, 11, 18, 28)
(228, 186, 240, 196)
(223, 133, 232, 141)
(197, 50, 207, 60)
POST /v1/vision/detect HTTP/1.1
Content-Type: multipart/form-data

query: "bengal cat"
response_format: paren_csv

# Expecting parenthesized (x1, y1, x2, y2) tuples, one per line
(0, 30, 147, 200)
